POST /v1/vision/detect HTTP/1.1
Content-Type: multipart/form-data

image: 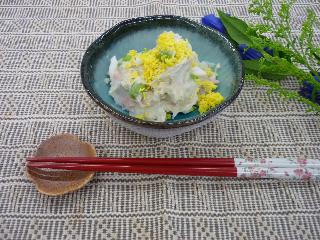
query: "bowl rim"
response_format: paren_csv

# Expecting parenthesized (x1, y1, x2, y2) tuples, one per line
(81, 15, 244, 129)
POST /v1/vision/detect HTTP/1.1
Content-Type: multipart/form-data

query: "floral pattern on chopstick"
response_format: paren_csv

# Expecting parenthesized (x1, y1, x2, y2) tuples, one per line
(235, 158, 320, 180)
(234, 157, 320, 168)
(238, 167, 320, 180)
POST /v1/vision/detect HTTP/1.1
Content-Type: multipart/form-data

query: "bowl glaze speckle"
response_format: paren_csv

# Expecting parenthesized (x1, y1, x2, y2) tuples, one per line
(81, 15, 243, 138)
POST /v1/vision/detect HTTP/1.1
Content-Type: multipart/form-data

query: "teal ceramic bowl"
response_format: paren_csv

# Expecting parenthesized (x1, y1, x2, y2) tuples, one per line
(81, 15, 243, 137)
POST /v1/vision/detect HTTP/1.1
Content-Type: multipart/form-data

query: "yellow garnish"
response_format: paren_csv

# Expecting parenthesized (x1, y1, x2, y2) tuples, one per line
(196, 80, 217, 93)
(125, 58, 138, 69)
(128, 50, 138, 57)
(142, 92, 147, 100)
(198, 92, 224, 113)
(130, 71, 139, 79)
(135, 114, 145, 120)
(136, 32, 195, 83)
(205, 68, 214, 77)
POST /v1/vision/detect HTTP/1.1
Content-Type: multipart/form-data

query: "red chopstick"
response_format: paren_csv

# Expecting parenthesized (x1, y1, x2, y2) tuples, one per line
(26, 157, 235, 167)
(26, 157, 237, 177)
(26, 162, 237, 177)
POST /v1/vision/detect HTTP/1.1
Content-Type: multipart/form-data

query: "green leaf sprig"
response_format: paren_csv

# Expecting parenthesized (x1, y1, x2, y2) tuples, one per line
(218, 0, 320, 112)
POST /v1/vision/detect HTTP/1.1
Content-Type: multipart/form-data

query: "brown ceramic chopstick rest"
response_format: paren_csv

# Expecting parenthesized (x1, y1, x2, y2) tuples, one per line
(26, 134, 96, 196)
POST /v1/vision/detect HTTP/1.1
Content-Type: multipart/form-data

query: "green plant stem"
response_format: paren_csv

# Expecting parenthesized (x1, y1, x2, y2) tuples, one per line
(246, 74, 320, 112)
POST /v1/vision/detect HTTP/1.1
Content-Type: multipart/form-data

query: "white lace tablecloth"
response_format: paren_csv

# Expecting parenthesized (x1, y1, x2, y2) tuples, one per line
(1, 0, 320, 239)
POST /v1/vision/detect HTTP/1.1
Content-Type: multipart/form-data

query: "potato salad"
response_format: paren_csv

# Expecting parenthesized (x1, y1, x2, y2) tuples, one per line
(107, 31, 224, 122)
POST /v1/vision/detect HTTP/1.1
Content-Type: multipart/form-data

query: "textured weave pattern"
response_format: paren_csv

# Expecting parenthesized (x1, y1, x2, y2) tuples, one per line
(1, 0, 320, 239)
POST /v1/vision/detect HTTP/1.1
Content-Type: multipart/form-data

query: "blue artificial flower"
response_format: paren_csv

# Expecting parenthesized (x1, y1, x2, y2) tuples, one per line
(202, 14, 273, 60)
(238, 44, 274, 60)
(202, 14, 227, 34)
(299, 72, 320, 104)
(238, 44, 263, 60)
(263, 47, 274, 56)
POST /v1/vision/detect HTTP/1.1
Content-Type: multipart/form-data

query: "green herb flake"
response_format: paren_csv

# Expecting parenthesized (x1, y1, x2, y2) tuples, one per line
(122, 55, 132, 62)
(129, 83, 146, 99)
(158, 50, 174, 61)
(165, 112, 172, 120)
(191, 73, 199, 80)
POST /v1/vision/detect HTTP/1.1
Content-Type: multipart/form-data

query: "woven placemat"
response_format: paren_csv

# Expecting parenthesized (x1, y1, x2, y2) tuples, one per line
(0, 0, 320, 239)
